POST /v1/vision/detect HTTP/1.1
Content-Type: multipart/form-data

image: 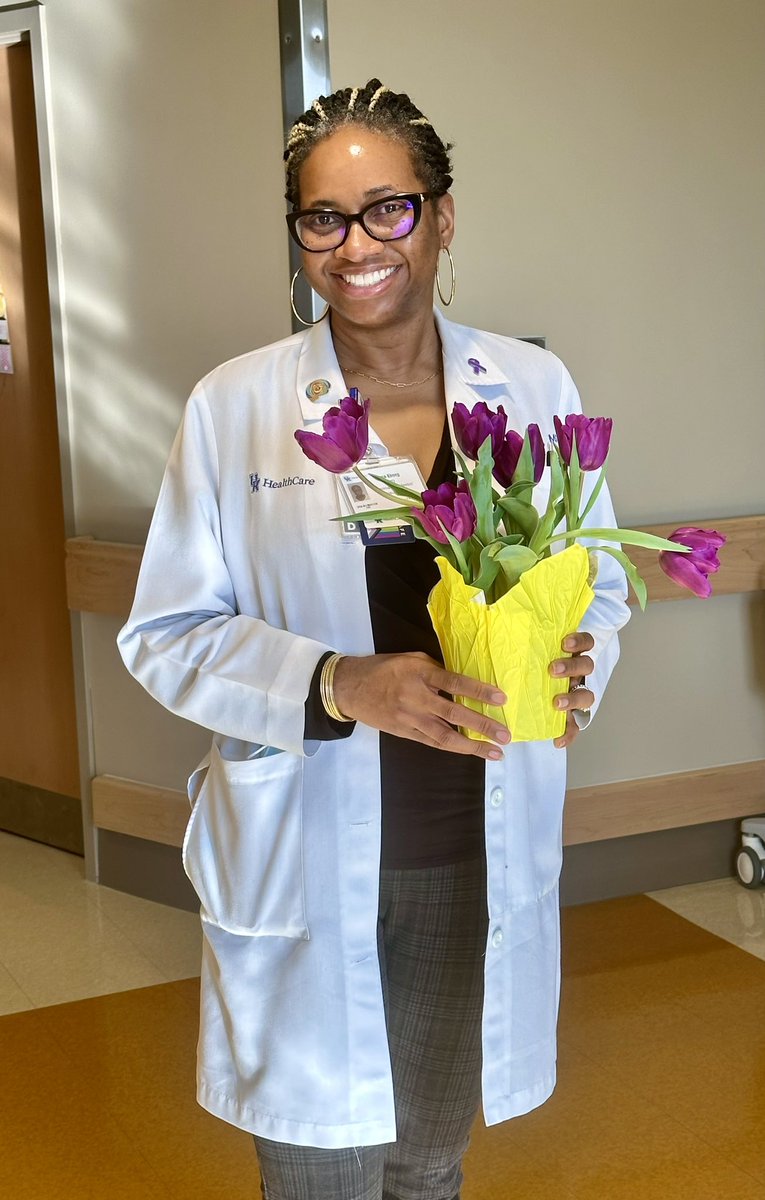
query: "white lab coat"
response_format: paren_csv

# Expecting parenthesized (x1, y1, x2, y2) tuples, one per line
(118, 311, 630, 1148)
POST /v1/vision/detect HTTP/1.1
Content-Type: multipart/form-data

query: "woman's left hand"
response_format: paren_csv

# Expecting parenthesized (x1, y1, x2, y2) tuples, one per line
(549, 631, 595, 750)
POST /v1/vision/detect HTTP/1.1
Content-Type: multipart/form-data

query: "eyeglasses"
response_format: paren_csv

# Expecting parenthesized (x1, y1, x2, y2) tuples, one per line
(286, 192, 433, 253)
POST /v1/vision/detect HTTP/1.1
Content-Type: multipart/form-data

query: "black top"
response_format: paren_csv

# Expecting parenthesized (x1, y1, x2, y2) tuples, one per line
(305, 419, 485, 869)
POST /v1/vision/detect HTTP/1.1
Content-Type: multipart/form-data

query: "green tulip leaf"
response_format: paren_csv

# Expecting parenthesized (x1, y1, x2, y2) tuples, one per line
(471, 544, 502, 592)
(548, 448, 565, 508)
(496, 495, 540, 542)
(367, 473, 424, 502)
(471, 436, 497, 545)
(513, 427, 538, 491)
(491, 543, 540, 590)
(331, 505, 413, 524)
(437, 520, 472, 580)
(454, 449, 473, 486)
(500, 478, 540, 498)
(544, 527, 694, 554)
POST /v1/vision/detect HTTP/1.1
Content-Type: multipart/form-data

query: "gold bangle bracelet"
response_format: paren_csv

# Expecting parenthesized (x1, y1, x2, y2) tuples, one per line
(320, 653, 353, 723)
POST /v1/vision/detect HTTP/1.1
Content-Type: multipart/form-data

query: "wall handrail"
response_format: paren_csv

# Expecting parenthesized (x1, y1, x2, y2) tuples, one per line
(66, 515, 765, 616)
(91, 759, 765, 849)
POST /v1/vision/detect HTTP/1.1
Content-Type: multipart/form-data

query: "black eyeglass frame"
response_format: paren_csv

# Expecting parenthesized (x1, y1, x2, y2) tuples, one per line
(286, 192, 434, 252)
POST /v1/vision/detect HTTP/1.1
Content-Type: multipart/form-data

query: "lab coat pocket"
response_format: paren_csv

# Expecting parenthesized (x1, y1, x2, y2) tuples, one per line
(183, 742, 308, 938)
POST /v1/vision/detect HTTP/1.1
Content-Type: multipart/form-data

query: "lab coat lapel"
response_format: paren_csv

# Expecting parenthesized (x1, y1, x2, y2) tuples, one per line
(436, 310, 509, 466)
(296, 319, 347, 425)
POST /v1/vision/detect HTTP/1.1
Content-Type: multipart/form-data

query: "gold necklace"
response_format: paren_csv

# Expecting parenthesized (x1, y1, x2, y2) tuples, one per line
(341, 364, 443, 389)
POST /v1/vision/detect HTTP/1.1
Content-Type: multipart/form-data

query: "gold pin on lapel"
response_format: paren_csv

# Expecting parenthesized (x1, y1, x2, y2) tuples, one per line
(306, 379, 331, 401)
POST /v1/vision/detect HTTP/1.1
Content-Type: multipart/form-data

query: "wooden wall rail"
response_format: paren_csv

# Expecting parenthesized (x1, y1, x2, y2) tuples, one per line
(92, 775, 189, 849)
(563, 759, 765, 845)
(66, 538, 144, 617)
(66, 515, 765, 617)
(80, 515, 764, 854)
(92, 759, 765, 851)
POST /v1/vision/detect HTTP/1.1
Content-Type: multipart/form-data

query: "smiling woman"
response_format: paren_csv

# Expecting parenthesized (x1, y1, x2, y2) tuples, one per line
(117, 77, 630, 1200)
(291, 124, 454, 417)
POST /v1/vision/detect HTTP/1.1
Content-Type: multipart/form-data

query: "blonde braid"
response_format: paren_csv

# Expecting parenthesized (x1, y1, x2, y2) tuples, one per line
(283, 79, 453, 207)
(286, 121, 313, 150)
(367, 84, 391, 113)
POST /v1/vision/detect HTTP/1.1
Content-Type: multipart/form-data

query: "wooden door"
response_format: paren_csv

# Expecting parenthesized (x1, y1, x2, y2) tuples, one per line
(0, 40, 81, 852)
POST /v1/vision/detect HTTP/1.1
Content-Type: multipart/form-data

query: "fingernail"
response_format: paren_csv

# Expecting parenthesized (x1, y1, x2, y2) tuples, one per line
(563, 637, 577, 651)
(488, 748, 504, 761)
(551, 663, 565, 675)
(490, 691, 506, 704)
(556, 697, 568, 710)
(496, 729, 510, 743)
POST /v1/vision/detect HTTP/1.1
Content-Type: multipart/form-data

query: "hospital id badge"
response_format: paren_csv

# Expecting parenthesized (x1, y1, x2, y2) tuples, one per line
(336, 456, 426, 546)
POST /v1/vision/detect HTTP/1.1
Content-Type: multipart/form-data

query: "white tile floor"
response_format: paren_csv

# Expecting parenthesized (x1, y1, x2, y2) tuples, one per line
(2, 827, 764, 1016)
(649, 875, 765, 962)
(0, 830, 201, 1015)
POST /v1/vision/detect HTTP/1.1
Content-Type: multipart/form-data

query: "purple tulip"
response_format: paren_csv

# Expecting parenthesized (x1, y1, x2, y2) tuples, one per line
(553, 414, 613, 471)
(452, 401, 507, 460)
(658, 527, 726, 598)
(411, 479, 477, 545)
(294, 392, 370, 472)
(493, 423, 545, 488)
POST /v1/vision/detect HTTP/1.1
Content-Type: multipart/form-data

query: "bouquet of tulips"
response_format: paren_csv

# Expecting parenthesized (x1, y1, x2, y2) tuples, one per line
(295, 390, 725, 740)
(295, 389, 725, 603)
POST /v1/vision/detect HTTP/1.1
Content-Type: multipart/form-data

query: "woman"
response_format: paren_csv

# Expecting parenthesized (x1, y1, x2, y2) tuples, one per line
(119, 79, 629, 1200)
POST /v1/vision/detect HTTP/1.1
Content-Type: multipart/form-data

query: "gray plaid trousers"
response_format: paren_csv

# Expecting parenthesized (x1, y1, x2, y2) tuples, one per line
(254, 856, 488, 1200)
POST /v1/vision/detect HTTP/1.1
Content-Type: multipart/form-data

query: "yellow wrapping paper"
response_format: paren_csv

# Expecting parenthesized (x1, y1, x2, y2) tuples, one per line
(427, 544, 596, 743)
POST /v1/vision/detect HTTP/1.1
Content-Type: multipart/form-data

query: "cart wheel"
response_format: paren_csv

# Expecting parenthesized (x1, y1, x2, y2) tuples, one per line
(736, 847, 764, 889)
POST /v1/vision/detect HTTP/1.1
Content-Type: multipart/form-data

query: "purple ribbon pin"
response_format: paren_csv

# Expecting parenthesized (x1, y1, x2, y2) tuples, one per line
(467, 357, 487, 376)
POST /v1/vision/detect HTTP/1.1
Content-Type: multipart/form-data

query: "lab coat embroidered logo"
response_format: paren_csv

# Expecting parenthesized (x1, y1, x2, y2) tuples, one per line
(249, 471, 315, 493)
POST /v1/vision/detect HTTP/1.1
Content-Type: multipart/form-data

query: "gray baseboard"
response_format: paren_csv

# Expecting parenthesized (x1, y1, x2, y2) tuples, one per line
(0, 776, 83, 855)
(97, 828, 198, 911)
(560, 818, 741, 905)
(96, 819, 744, 913)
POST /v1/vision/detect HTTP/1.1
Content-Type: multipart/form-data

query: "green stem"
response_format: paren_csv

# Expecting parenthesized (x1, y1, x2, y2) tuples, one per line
(568, 439, 583, 528)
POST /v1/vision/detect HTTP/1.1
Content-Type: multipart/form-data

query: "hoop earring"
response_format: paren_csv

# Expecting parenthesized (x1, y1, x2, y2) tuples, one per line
(435, 246, 456, 307)
(290, 267, 329, 326)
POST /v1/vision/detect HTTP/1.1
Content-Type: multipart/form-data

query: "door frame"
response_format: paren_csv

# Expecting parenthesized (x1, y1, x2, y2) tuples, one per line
(0, 2, 96, 878)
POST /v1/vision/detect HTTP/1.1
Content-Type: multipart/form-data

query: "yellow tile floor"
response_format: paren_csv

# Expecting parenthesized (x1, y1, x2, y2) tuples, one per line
(2, 830, 764, 1198)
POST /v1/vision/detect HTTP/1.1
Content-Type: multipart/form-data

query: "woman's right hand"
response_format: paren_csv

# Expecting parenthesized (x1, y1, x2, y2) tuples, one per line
(332, 652, 510, 761)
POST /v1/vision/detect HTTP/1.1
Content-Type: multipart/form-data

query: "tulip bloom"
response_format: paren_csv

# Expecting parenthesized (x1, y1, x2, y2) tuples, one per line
(452, 401, 507, 460)
(493, 423, 545, 488)
(412, 480, 477, 545)
(658, 527, 726, 598)
(294, 392, 369, 472)
(553, 414, 612, 471)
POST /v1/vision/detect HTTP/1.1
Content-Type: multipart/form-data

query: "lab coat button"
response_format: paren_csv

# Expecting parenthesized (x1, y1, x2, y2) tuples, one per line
(490, 787, 504, 807)
(491, 928, 504, 948)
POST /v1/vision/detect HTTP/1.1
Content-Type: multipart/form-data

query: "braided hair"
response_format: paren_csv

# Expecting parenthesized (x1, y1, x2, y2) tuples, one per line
(284, 79, 453, 207)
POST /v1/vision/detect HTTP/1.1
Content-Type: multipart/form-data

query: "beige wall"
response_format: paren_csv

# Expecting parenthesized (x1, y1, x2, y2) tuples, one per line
(46, 0, 291, 543)
(43, 0, 291, 790)
(329, 0, 765, 790)
(39, 1, 765, 810)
